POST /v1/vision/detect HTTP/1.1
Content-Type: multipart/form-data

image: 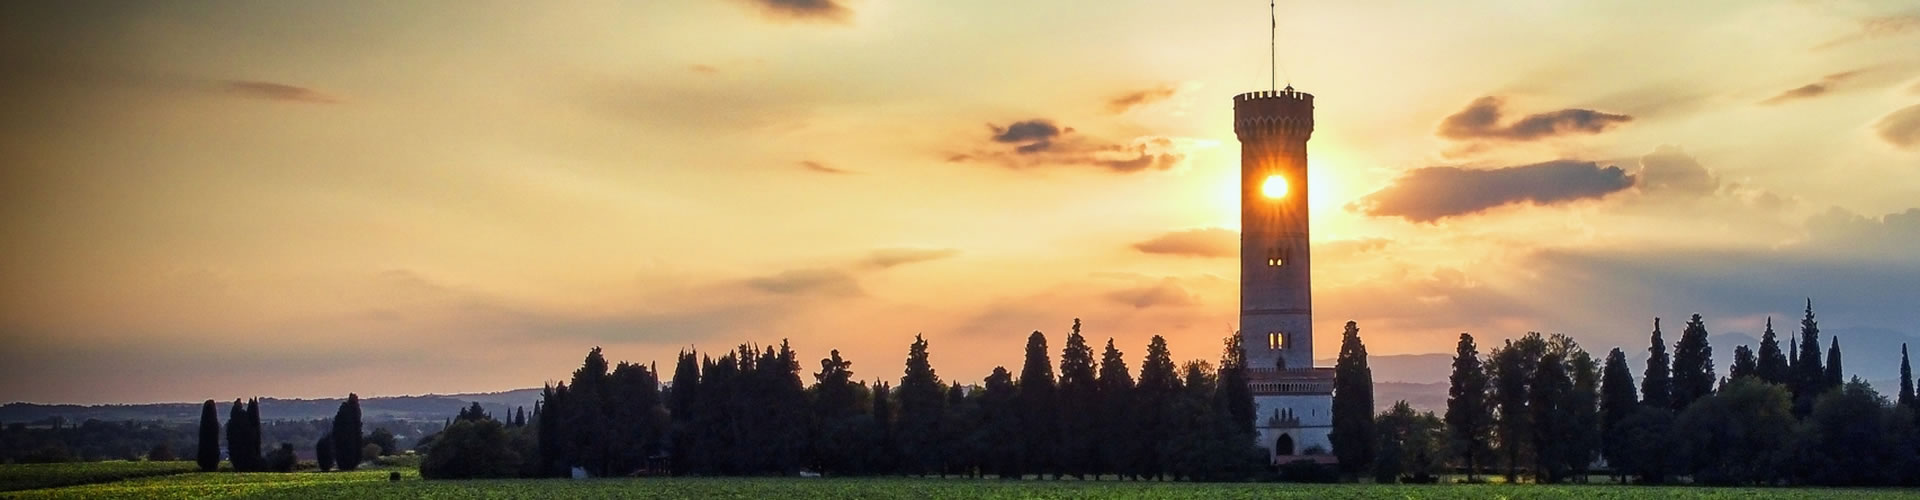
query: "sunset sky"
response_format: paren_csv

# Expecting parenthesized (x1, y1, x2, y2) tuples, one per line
(4, 0, 1920, 404)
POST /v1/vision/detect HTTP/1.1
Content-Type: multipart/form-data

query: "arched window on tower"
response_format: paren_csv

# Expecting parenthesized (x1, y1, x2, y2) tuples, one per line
(1266, 247, 1284, 267)
(1267, 331, 1285, 350)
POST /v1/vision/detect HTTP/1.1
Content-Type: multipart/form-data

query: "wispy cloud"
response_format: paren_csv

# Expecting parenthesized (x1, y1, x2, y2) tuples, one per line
(950, 118, 1190, 173)
(1813, 13, 1920, 50)
(734, 0, 853, 24)
(1759, 69, 1868, 105)
(859, 248, 959, 270)
(1106, 84, 1178, 114)
(1876, 103, 1920, 151)
(1437, 96, 1632, 141)
(799, 160, 852, 174)
(1352, 160, 1636, 223)
(222, 80, 341, 104)
(1132, 228, 1235, 258)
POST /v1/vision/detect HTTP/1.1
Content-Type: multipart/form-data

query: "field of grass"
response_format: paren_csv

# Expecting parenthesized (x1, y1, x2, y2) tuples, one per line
(6, 465, 1919, 499)
(0, 461, 200, 492)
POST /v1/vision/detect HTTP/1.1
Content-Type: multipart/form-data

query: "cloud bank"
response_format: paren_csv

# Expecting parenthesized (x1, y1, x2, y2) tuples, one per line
(952, 119, 1186, 173)
(1353, 160, 1636, 222)
(1437, 96, 1632, 141)
(1132, 228, 1236, 258)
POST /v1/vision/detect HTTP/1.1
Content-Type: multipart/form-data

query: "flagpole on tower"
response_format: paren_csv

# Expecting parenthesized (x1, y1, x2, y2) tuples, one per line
(1270, 0, 1277, 91)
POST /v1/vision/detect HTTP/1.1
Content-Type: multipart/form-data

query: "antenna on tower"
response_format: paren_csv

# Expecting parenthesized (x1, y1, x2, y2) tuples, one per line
(1270, 0, 1277, 91)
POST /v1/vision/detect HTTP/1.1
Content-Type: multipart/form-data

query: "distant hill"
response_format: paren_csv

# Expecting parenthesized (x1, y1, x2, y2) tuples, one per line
(0, 388, 542, 425)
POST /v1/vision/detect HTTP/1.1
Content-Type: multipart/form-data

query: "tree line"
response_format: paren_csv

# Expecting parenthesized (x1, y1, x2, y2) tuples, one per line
(422, 319, 1275, 480)
(189, 393, 395, 472)
(1332, 300, 1920, 486)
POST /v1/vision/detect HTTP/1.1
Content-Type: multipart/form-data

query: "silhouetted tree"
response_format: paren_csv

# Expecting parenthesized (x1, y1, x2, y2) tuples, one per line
(1901, 344, 1916, 411)
(1056, 321, 1099, 479)
(1136, 335, 1181, 480)
(981, 367, 1021, 479)
(1795, 379, 1919, 486)
(1730, 345, 1757, 381)
(1331, 321, 1375, 479)
(1489, 333, 1545, 483)
(1824, 337, 1843, 389)
(331, 394, 362, 471)
(1792, 299, 1825, 417)
(1672, 377, 1793, 485)
(265, 443, 296, 473)
(1614, 406, 1675, 484)
(225, 399, 259, 472)
(1095, 338, 1135, 479)
(897, 334, 946, 476)
(196, 400, 219, 472)
(608, 359, 667, 476)
(316, 434, 334, 472)
(1599, 348, 1637, 483)
(869, 380, 894, 475)
(810, 349, 860, 476)
(667, 349, 698, 475)
(1529, 350, 1572, 483)
(1015, 330, 1056, 478)
(1374, 401, 1446, 484)
(421, 417, 524, 479)
(1565, 348, 1602, 481)
(1444, 333, 1491, 480)
(1642, 319, 1672, 410)
(1756, 317, 1789, 385)
(366, 428, 397, 457)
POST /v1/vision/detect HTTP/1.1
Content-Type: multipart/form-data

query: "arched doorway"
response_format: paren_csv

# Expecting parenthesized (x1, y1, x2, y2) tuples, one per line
(1275, 433, 1295, 456)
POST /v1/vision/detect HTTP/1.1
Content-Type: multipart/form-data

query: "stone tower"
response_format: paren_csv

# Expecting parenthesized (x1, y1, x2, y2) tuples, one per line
(1234, 86, 1334, 462)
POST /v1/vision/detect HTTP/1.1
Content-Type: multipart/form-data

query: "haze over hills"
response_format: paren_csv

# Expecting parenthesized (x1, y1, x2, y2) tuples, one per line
(0, 389, 542, 425)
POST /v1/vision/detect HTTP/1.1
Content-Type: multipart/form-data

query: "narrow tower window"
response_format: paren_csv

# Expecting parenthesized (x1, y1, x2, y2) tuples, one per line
(1267, 247, 1284, 267)
(1268, 331, 1285, 350)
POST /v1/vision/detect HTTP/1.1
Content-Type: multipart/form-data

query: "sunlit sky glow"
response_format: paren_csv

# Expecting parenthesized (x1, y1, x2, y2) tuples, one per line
(3, 0, 1919, 403)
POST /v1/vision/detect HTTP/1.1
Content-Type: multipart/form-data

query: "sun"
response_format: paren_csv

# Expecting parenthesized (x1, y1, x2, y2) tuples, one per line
(1261, 175, 1289, 199)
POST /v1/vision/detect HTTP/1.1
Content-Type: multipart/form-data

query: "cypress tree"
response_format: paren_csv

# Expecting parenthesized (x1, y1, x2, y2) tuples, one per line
(1564, 349, 1601, 480)
(1490, 333, 1545, 483)
(1670, 314, 1715, 411)
(1444, 333, 1491, 480)
(1900, 344, 1915, 411)
(332, 394, 363, 471)
(896, 334, 945, 476)
(1729, 345, 1756, 381)
(316, 434, 334, 472)
(1792, 299, 1824, 416)
(667, 350, 698, 475)
(197, 400, 220, 472)
(870, 380, 894, 475)
(1755, 317, 1788, 385)
(1015, 331, 1057, 478)
(1641, 318, 1672, 410)
(1330, 321, 1375, 479)
(1529, 351, 1571, 483)
(1056, 320, 1100, 479)
(1823, 337, 1842, 389)
(1095, 338, 1135, 479)
(1135, 335, 1181, 480)
(1217, 333, 1256, 436)
(811, 349, 859, 476)
(1599, 348, 1637, 482)
(981, 367, 1020, 479)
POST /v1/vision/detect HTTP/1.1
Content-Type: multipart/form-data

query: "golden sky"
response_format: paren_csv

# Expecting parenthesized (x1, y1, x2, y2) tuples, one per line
(3, 0, 1919, 403)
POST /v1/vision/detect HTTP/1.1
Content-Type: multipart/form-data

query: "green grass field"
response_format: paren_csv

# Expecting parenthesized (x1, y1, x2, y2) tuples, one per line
(5, 464, 1918, 499)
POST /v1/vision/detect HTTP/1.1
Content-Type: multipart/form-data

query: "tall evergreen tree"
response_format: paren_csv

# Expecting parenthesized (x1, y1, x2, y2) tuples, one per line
(1641, 318, 1672, 410)
(1016, 331, 1057, 478)
(1793, 299, 1825, 416)
(811, 349, 860, 476)
(332, 394, 363, 471)
(1599, 348, 1637, 482)
(316, 434, 334, 472)
(1729, 345, 1757, 381)
(1565, 349, 1602, 481)
(1900, 344, 1915, 411)
(1216, 333, 1256, 436)
(666, 349, 698, 475)
(1756, 317, 1789, 385)
(1056, 320, 1099, 479)
(1095, 338, 1135, 479)
(223, 398, 261, 472)
(1670, 314, 1716, 411)
(1330, 321, 1375, 479)
(1444, 333, 1491, 480)
(869, 380, 895, 475)
(896, 334, 946, 476)
(1824, 337, 1843, 389)
(197, 400, 220, 472)
(1136, 335, 1181, 480)
(1489, 333, 1546, 483)
(981, 367, 1021, 479)
(1529, 351, 1572, 483)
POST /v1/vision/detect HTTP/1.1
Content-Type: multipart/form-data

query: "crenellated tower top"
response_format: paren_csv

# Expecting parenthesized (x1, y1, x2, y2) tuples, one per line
(1233, 86, 1314, 141)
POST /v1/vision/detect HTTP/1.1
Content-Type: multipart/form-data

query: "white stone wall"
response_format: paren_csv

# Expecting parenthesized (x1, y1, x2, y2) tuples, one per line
(1253, 393, 1333, 458)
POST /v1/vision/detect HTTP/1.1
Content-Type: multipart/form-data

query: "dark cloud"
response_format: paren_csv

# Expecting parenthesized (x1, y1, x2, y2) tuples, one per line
(1813, 14, 1920, 50)
(1106, 278, 1198, 309)
(955, 119, 1185, 173)
(1352, 160, 1636, 222)
(1107, 84, 1178, 114)
(1876, 103, 1920, 150)
(859, 248, 959, 269)
(223, 80, 340, 104)
(1132, 228, 1235, 258)
(735, 0, 853, 23)
(1437, 96, 1632, 141)
(799, 160, 851, 174)
(1635, 145, 1718, 195)
(1759, 70, 1867, 105)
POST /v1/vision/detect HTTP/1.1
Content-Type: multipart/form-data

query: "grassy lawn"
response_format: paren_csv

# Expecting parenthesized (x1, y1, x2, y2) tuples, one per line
(4, 466, 1917, 499)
